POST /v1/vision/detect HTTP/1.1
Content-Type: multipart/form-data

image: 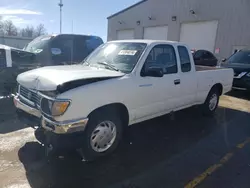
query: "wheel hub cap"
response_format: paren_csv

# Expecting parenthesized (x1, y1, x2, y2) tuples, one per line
(209, 94, 218, 111)
(90, 121, 117, 152)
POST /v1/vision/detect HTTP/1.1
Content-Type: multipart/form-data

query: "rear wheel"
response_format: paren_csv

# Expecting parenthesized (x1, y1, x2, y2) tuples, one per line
(202, 88, 220, 116)
(80, 108, 123, 161)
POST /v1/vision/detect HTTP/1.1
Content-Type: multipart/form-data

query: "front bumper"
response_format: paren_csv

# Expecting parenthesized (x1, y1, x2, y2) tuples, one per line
(233, 78, 250, 90)
(13, 95, 42, 118)
(41, 116, 89, 134)
(35, 117, 88, 152)
(14, 94, 89, 134)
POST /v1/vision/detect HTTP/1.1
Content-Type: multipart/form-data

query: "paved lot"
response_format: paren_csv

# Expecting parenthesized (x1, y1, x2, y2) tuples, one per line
(0, 91, 250, 188)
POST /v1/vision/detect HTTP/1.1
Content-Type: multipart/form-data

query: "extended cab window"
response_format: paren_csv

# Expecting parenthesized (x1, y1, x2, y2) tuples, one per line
(144, 44, 177, 74)
(178, 46, 191, 72)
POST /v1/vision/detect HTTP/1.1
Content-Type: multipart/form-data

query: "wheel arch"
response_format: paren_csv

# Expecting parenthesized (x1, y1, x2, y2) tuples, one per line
(211, 83, 223, 96)
(87, 103, 129, 127)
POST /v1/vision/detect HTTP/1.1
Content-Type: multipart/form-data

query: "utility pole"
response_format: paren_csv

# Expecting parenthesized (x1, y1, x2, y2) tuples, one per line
(58, 0, 63, 33)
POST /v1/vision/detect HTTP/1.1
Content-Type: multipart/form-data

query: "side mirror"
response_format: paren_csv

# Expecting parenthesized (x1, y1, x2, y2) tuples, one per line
(221, 58, 227, 62)
(51, 48, 62, 55)
(143, 66, 164, 77)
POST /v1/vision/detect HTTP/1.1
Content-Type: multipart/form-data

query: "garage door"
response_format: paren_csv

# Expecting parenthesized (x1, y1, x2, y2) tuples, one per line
(180, 21, 218, 52)
(143, 26, 168, 40)
(117, 29, 134, 40)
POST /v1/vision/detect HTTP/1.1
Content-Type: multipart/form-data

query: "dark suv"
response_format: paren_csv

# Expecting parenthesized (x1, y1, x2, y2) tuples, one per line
(23, 34, 103, 66)
(0, 34, 103, 93)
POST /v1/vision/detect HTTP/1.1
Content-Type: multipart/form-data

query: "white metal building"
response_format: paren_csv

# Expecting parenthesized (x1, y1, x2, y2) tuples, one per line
(107, 0, 250, 58)
(0, 35, 33, 49)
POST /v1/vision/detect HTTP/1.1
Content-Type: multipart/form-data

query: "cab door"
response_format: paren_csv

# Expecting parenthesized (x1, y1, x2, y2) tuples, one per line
(134, 44, 181, 120)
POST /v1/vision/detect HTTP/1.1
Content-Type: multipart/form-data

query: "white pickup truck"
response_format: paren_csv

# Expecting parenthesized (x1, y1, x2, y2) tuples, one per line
(14, 40, 234, 161)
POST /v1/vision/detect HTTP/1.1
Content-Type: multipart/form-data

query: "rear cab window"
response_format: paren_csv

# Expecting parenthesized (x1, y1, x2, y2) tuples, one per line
(50, 35, 74, 64)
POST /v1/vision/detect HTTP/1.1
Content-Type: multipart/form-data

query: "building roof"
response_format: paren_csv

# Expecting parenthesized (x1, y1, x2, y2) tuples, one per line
(107, 0, 147, 19)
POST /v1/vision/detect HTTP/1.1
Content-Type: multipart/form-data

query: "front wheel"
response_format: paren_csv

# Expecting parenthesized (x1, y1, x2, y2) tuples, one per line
(202, 88, 220, 116)
(80, 109, 123, 161)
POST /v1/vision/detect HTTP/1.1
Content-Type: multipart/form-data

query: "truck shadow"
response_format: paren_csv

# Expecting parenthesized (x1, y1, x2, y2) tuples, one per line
(0, 97, 39, 134)
(18, 106, 247, 188)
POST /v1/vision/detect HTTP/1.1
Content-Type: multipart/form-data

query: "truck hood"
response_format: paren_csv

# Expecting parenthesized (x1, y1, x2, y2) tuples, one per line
(17, 65, 125, 91)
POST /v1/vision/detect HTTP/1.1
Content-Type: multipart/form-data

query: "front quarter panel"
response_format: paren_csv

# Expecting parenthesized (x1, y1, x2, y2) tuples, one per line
(53, 75, 135, 123)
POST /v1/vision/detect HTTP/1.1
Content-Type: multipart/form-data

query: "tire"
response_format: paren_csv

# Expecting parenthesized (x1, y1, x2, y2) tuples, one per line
(80, 108, 123, 161)
(202, 87, 220, 116)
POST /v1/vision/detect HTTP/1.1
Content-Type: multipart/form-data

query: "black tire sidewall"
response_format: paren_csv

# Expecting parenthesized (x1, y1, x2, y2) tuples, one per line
(203, 88, 219, 115)
(81, 109, 123, 161)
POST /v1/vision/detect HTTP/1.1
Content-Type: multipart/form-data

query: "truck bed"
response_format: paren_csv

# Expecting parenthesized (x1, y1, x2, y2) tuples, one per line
(195, 65, 227, 71)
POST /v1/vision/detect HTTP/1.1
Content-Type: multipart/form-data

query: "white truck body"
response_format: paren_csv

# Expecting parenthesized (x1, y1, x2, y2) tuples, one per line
(14, 40, 234, 160)
(16, 40, 233, 125)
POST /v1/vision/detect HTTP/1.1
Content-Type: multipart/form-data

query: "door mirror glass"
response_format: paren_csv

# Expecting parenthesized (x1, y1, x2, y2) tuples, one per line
(143, 66, 164, 77)
(51, 48, 62, 55)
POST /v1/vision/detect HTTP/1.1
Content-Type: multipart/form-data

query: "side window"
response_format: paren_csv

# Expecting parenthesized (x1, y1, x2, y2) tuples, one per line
(51, 36, 73, 64)
(85, 36, 103, 53)
(73, 36, 89, 63)
(193, 50, 204, 59)
(11, 50, 35, 66)
(203, 51, 214, 59)
(73, 36, 103, 63)
(143, 44, 177, 74)
(178, 46, 191, 72)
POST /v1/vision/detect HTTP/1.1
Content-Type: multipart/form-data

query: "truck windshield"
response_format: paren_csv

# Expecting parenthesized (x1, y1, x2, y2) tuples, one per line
(227, 50, 250, 64)
(23, 35, 52, 53)
(83, 42, 147, 73)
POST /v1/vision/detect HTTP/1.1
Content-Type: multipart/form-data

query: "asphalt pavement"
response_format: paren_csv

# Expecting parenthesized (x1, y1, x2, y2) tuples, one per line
(0, 90, 250, 188)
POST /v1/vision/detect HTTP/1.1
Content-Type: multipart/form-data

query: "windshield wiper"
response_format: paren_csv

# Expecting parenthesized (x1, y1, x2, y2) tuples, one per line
(97, 62, 120, 72)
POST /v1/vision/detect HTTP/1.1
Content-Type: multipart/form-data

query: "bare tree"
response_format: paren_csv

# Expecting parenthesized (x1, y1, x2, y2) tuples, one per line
(21, 25, 35, 37)
(35, 24, 46, 37)
(3, 20, 17, 36)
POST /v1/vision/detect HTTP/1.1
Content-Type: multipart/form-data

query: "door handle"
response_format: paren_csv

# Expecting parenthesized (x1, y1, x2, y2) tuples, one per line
(174, 79, 180, 85)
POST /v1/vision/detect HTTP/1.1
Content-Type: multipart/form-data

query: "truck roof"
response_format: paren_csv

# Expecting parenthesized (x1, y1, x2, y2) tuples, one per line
(42, 34, 102, 38)
(108, 39, 188, 46)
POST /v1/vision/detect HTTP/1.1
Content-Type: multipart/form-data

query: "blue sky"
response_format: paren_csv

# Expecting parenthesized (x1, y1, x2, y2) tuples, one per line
(0, 0, 139, 41)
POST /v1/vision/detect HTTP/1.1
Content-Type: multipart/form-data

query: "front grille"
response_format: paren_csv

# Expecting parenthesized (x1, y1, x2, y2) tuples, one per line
(19, 85, 42, 109)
